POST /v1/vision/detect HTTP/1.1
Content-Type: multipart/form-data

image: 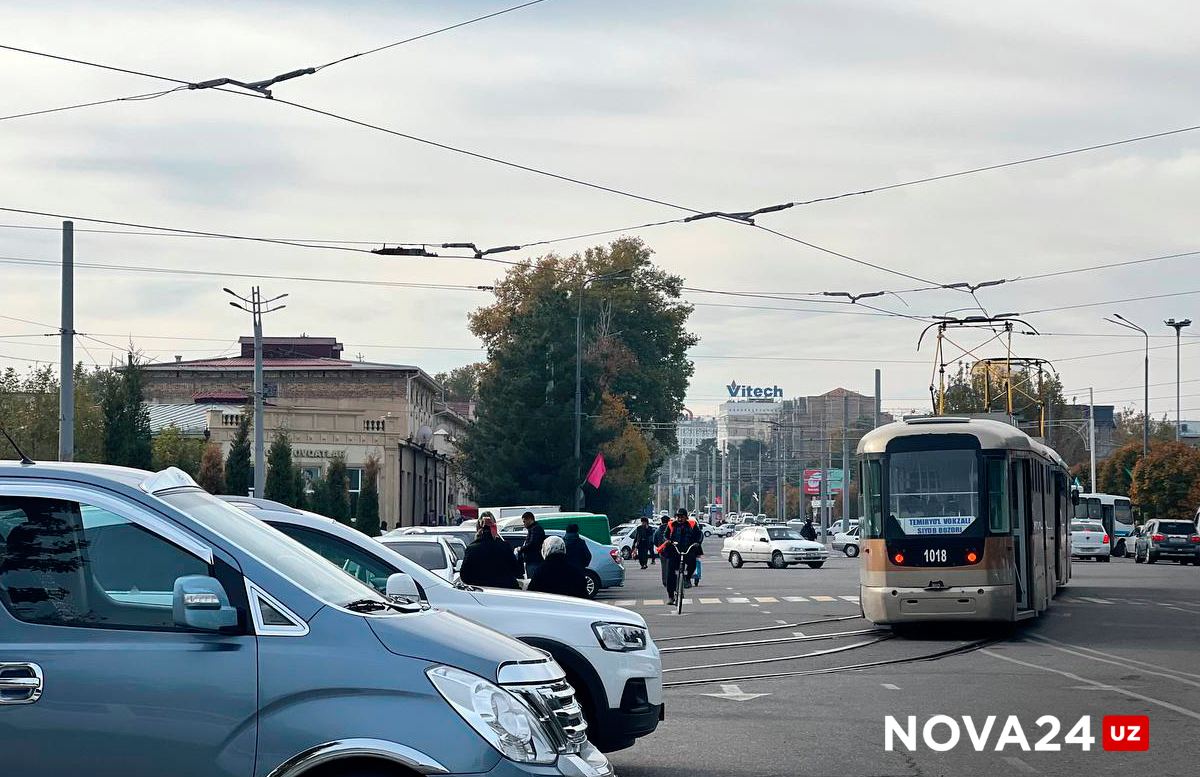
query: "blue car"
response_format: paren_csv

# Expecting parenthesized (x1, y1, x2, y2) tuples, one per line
(0, 463, 612, 777)
(501, 529, 624, 598)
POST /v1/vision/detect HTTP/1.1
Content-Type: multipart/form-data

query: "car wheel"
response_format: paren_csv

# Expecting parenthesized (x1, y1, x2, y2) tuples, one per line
(844, 544, 860, 558)
(806, 561, 825, 569)
(770, 551, 788, 569)
(583, 570, 600, 599)
(1100, 555, 1111, 562)
(729, 551, 743, 568)
(1114, 540, 1126, 557)
(1147, 553, 1157, 565)
(620, 546, 631, 560)
(1135, 548, 1145, 563)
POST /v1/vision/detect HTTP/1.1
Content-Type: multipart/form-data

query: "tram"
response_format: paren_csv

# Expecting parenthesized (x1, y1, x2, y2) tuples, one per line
(856, 416, 1071, 626)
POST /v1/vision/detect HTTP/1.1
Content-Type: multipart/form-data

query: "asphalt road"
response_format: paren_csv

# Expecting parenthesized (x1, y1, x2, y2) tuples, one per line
(597, 546, 1200, 777)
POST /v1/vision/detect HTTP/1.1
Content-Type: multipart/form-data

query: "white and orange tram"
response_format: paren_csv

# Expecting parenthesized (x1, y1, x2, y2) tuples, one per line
(856, 417, 1071, 626)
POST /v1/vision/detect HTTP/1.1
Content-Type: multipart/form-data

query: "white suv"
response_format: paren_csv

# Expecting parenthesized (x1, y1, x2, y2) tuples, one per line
(223, 498, 663, 752)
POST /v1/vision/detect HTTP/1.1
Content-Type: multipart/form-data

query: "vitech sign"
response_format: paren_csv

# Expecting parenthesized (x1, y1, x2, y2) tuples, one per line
(726, 380, 784, 399)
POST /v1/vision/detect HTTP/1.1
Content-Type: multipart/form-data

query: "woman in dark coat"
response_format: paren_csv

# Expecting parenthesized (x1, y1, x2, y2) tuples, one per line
(458, 514, 520, 589)
(528, 536, 588, 598)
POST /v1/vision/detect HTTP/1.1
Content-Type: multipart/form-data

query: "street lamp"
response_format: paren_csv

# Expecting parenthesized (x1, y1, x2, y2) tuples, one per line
(574, 269, 631, 509)
(1165, 318, 1192, 441)
(1105, 314, 1148, 460)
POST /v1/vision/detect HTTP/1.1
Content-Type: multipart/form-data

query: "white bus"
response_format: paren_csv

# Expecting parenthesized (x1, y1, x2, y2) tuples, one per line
(1074, 493, 1134, 556)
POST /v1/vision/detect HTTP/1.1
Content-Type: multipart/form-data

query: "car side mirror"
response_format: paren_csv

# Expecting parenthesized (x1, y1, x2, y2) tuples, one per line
(386, 572, 421, 601)
(452, 559, 463, 574)
(173, 575, 238, 632)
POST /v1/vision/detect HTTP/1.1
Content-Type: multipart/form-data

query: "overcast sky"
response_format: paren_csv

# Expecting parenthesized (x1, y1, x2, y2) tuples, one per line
(1, 0, 1198, 423)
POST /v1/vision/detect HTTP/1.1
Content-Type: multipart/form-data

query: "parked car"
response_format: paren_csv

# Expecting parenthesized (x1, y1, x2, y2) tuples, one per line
(722, 525, 829, 569)
(227, 499, 662, 752)
(501, 529, 625, 598)
(1070, 520, 1111, 562)
(612, 525, 637, 560)
(1, 464, 612, 776)
(833, 525, 861, 557)
(1134, 519, 1200, 564)
(379, 534, 464, 581)
(385, 525, 477, 547)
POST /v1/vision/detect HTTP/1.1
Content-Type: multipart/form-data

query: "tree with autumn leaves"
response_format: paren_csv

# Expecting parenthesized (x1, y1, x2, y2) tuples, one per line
(461, 238, 696, 520)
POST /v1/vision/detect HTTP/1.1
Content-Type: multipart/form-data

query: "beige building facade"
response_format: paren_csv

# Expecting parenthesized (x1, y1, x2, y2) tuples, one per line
(142, 337, 470, 528)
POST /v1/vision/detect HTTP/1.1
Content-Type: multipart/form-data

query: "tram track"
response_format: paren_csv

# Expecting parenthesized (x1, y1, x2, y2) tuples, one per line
(654, 613, 864, 643)
(663, 636, 1001, 688)
(661, 627, 887, 654)
(664, 636, 892, 674)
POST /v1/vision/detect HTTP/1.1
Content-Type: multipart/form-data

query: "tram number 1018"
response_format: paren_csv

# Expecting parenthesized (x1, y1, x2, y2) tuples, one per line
(922, 548, 949, 564)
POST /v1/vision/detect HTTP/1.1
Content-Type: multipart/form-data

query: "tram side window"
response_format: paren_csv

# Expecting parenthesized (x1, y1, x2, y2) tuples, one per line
(862, 460, 883, 538)
(987, 458, 1009, 533)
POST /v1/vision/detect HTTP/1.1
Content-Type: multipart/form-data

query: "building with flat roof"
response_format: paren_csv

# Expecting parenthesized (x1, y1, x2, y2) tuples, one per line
(141, 335, 469, 528)
(717, 400, 783, 449)
(676, 413, 716, 453)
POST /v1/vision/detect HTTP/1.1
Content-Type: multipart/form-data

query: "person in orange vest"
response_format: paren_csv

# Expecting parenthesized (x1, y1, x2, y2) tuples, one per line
(656, 508, 694, 605)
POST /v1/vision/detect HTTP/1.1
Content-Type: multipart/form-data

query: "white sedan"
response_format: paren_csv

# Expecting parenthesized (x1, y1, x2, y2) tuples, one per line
(833, 526, 861, 558)
(1070, 520, 1111, 562)
(723, 525, 829, 569)
(377, 535, 464, 581)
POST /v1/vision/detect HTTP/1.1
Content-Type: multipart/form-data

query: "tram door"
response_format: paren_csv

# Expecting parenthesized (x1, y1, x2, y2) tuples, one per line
(1009, 459, 1031, 611)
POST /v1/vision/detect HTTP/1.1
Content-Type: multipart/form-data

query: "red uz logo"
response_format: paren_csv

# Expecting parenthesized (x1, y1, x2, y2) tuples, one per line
(1102, 716, 1149, 752)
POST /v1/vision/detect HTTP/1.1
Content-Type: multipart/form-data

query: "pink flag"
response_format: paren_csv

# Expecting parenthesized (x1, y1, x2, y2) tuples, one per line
(585, 453, 607, 489)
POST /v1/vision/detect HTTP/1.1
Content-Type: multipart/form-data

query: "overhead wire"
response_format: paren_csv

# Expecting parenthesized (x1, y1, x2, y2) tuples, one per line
(0, 86, 188, 123)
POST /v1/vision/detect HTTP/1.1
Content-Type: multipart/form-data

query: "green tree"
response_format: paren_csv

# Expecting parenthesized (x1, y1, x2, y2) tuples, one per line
(434, 363, 485, 403)
(151, 425, 204, 475)
(323, 453, 351, 525)
(356, 454, 381, 536)
(292, 465, 309, 510)
(197, 443, 225, 493)
(264, 430, 298, 506)
(1130, 441, 1200, 522)
(225, 413, 252, 496)
(462, 238, 696, 516)
(1098, 442, 1141, 496)
(100, 355, 151, 469)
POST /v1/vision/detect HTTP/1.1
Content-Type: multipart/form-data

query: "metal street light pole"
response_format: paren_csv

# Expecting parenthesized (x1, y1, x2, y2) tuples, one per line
(226, 286, 287, 497)
(1089, 387, 1096, 493)
(1165, 318, 1192, 441)
(1106, 314, 1149, 460)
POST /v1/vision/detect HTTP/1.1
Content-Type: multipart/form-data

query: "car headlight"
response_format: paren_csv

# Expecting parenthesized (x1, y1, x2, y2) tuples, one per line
(592, 621, 649, 652)
(426, 666, 557, 764)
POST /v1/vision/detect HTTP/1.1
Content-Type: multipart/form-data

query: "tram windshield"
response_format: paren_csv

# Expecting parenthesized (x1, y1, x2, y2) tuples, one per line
(885, 450, 981, 537)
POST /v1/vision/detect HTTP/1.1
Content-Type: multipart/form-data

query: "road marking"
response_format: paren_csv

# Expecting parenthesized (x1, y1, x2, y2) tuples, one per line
(750, 603, 760, 607)
(1080, 597, 1113, 604)
(982, 650, 1200, 721)
(776, 619, 789, 624)
(755, 597, 778, 603)
(643, 600, 667, 606)
(1029, 635, 1200, 685)
(701, 683, 770, 702)
(727, 597, 750, 603)
(699, 597, 722, 604)
(612, 599, 637, 606)
(1003, 756, 1037, 774)
(881, 683, 900, 690)
(783, 596, 809, 602)
(812, 595, 837, 602)
(792, 631, 806, 637)
(839, 595, 860, 602)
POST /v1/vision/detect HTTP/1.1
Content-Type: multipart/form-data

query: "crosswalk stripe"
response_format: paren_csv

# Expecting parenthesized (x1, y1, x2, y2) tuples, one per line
(840, 595, 860, 602)
(643, 600, 666, 606)
(612, 599, 637, 606)
(755, 596, 778, 603)
(811, 595, 837, 602)
(783, 596, 809, 602)
(699, 598, 722, 604)
(727, 597, 750, 603)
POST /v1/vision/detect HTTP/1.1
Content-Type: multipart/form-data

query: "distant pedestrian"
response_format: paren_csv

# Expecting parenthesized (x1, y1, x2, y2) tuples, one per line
(632, 517, 655, 569)
(519, 511, 547, 579)
(682, 513, 704, 588)
(528, 536, 588, 598)
(563, 523, 593, 570)
(379, 521, 389, 534)
(653, 514, 670, 582)
(799, 517, 818, 542)
(459, 513, 520, 589)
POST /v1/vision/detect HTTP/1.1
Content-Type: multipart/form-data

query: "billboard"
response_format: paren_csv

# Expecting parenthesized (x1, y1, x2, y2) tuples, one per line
(803, 468, 844, 495)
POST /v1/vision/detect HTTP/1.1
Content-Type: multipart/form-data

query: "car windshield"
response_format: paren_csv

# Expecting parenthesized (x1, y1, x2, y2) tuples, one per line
(160, 489, 389, 609)
(767, 528, 804, 541)
(1071, 522, 1103, 532)
(1158, 521, 1195, 534)
(381, 541, 447, 570)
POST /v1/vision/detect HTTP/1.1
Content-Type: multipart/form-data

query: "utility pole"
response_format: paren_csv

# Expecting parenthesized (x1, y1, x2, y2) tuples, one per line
(757, 446, 763, 516)
(841, 393, 850, 528)
(1088, 388, 1097, 493)
(1166, 318, 1192, 440)
(735, 445, 741, 514)
(1106, 314, 1149, 460)
(226, 286, 287, 497)
(58, 221, 74, 462)
(693, 449, 700, 514)
(874, 369, 882, 428)
(709, 446, 716, 513)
